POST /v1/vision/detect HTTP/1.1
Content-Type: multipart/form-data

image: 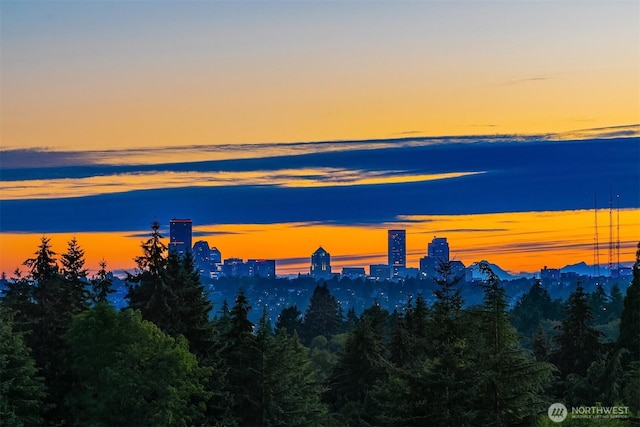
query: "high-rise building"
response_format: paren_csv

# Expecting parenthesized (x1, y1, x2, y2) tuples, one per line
(221, 258, 275, 278)
(310, 246, 332, 279)
(247, 259, 276, 278)
(222, 258, 248, 277)
(169, 219, 192, 257)
(192, 240, 211, 274)
(428, 237, 450, 263)
(388, 230, 406, 276)
(210, 247, 222, 264)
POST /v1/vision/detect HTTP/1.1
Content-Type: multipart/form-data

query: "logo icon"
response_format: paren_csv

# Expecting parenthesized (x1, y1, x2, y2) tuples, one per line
(548, 402, 568, 423)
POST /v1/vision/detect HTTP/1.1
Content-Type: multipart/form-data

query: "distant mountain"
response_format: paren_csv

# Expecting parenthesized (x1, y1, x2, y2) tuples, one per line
(560, 261, 593, 276)
(471, 260, 523, 281)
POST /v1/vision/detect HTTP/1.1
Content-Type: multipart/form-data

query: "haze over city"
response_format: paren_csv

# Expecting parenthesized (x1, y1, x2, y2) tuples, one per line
(1, 1, 638, 277)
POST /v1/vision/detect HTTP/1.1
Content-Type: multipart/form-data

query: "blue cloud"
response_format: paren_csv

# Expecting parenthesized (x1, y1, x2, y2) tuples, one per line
(0, 136, 638, 233)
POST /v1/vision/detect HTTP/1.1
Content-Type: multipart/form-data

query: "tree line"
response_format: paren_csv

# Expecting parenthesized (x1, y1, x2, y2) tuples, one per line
(1, 221, 639, 426)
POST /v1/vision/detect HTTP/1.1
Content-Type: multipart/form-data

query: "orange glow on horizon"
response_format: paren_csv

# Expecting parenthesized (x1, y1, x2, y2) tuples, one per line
(1, 209, 638, 279)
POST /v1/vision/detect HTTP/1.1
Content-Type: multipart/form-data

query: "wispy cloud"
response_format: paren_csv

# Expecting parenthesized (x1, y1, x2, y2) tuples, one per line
(513, 76, 551, 83)
(554, 124, 640, 140)
(503, 75, 556, 86)
(0, 169, 483, 201)
(389, 130, 424, 136)
(3, 129, 636, 172)
(0, 149, 100, 168)
(414, 228, 509, 233)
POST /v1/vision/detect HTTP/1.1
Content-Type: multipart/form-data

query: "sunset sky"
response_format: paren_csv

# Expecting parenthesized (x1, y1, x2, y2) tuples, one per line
(1, 1, 639, 277)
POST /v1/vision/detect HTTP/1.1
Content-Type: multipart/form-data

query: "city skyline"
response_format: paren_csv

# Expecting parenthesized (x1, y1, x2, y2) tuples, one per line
(2, 213, 637, 280)
(1, 1, 638, 277)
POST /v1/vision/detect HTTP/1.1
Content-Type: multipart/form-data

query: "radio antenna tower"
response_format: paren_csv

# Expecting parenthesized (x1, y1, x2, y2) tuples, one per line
(609, 190, 614, 276)
(616, 194, 621, 274)
(593, 193, 600, 277)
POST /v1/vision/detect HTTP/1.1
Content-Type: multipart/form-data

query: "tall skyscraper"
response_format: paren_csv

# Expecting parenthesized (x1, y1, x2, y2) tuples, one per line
(310, 246, 332, 279)
(192, 240, 211, 275)
(428, 237, 450, 263)
(388, 229, 406, 276)
(169, 219, 192, 257)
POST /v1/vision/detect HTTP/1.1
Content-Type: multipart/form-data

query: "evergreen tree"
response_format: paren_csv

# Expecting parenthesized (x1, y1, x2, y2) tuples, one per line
(532, 325, 550, 362)
(129, 232, 227, 423)
(622, 361, 640, 414)
(565, 348, 628, 406)
(418, 260, 475, 426)
(511, 280, 563, 338)
(405, 294, 429, 347)
(163, 251, 217, 359)
(360, 302, 391, 343)
(367, 369, 413, 427)
(471, 262, 555, 426)
(252, 306, 328, 426)
(60, 237, 88, 280)
(276, 305, 303, 338)
(222, 289, 261, 425)
(617, 243, 640, 363)
(126, 221, 172, 327)
(308, 335, 342, 385)
(301, 283, 342, 345)
(344, 306, 359, 332)
(21, 237, 84, 425)
(606, 283, 624, 323)
(0, 310, 47, 427)
(389, 307, 412, 368)
(127, 223, 217, 359)
(255, 307, 275, 424)
(60, 236, 91, 314)
(90, 259, 114, 304)
(268, 330, 328, 426)
(553, 281, 604, 379)
(23, 236, 58, 283)
(0, 269, 37, 334)
(589, 284, 610, 325)
(215, 299, 233, 336)
(325, 315, 388, 425)
(134, 220, 167, 276)
(66, 304, 211, 426)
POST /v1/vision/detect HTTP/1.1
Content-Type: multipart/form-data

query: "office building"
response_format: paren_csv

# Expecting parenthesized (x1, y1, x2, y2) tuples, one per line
(310, 246, 332, 279)
(208, 247, 223, 279)
(210, 247, 222, 264)
(540, 266, 561, 282)
(192, 240, 211, 274)
(428, 237, 450, 263)
(370, 264, 392, 281)
(221, 258, 276, 278)
(222, 258, 248, 277)
(388, 230, 406, 276)
(169, 219, 192, 257)
(419, 256, 437, 278)
(247, 259, 276, 278)
(342, 267, 366, 279)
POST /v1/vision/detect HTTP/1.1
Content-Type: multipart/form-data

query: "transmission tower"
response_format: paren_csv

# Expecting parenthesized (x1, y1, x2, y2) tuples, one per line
(609, 191, 614, 276)
(594, 193, 600, 277)
(616, 194, 621, 275)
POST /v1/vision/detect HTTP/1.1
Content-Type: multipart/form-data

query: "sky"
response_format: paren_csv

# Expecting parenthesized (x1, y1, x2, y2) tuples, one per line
(1, 1, 639, 277)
